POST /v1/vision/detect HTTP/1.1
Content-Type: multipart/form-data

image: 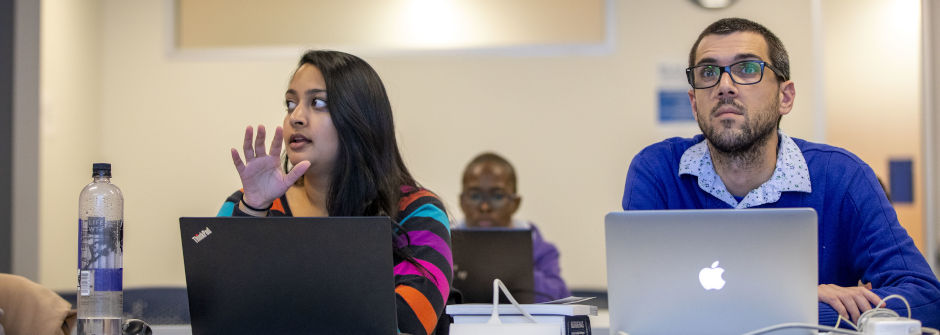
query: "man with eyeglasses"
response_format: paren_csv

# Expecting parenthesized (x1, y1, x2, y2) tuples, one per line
(456, 152, 570, 302)
(621, 18, 940, 327)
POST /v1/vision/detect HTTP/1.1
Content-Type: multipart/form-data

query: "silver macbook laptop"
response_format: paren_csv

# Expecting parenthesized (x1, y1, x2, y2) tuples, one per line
(604, 208, 818, 335)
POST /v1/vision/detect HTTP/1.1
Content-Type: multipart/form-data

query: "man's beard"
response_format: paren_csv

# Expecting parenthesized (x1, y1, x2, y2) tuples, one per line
(697, 97, 780, 161)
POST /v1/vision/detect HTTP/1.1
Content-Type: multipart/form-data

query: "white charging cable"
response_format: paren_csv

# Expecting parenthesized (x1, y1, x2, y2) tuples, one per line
(742, 322, 863, 335)
(745, 295, 913, 335)
(834, 314, 860, 331)
(486, 278, 537, 324)
(863, 294, 910, 319)
(855, 294, 940, 335)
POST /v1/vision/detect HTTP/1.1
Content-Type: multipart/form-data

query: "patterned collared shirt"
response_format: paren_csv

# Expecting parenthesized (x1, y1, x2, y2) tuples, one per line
(678, 132, 812, 208)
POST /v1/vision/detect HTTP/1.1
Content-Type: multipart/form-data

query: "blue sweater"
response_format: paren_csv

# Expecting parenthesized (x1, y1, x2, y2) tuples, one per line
(622, 135, 940, 327)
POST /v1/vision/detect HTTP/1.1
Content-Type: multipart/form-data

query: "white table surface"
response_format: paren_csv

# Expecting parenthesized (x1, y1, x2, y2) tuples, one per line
(146, 310, 612, 335)
(150, 325, 192, 335)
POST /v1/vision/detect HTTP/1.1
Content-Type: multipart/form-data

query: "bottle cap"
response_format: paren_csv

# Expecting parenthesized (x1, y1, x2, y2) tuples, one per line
(92, 163, 112, 178)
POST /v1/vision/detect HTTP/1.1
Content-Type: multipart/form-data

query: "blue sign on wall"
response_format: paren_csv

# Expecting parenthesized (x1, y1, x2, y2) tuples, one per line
(658, 90, 694, 122)
(888, 159, 913, 203)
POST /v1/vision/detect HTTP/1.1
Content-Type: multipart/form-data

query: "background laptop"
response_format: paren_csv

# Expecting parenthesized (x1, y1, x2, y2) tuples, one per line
(604, 208, 818, 335)
(451, 228, 535, 303)
(179, 217, 397, 335)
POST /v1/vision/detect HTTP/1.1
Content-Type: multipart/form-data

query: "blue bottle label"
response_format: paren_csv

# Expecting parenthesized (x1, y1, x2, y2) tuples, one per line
(79, 268, 122, 295)
(94, 268, 123, 291)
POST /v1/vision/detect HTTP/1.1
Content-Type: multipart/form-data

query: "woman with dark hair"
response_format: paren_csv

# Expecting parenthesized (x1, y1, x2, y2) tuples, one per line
(218, 50, 452, 335)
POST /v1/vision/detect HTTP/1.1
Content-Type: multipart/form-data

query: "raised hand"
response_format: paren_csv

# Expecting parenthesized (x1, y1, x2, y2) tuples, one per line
(230, 125, 310, 209)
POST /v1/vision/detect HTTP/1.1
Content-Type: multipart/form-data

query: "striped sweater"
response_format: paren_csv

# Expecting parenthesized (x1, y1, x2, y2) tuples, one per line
(218, 186, 453, 335)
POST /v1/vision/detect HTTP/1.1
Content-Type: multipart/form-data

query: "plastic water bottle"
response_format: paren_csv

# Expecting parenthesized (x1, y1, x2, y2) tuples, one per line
(77, 163, 124, 335)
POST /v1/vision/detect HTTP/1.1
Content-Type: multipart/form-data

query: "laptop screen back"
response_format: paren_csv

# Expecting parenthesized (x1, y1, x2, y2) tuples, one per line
(604, 208, 818, 335)
(179, 216, 397, 335)
(451, 228, 535, 304)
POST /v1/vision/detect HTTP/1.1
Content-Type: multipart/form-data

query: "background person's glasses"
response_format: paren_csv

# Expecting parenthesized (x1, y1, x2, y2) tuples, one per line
(461, 191, 516, 207)
(685, 60, 781, 89)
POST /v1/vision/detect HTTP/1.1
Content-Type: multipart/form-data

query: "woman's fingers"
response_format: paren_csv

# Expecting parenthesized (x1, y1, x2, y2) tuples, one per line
(270, 126, 284, 158)
(242, 126, 255, 159)
(242, 125, 278, 160)
(285, 160, 310, 185)
(231, 148, 245, 173)
(254, 124, 267, 157)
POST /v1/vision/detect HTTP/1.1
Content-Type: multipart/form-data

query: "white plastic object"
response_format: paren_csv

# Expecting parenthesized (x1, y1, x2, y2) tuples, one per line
(862, 317, 921, 335)
(449, 279, 563, 335)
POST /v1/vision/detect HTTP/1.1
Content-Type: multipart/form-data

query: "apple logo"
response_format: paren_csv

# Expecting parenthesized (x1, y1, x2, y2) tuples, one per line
(698, 261, 726, 290)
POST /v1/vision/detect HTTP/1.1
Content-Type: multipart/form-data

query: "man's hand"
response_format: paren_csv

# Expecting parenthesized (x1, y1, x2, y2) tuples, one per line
(818, 283, 881, 323)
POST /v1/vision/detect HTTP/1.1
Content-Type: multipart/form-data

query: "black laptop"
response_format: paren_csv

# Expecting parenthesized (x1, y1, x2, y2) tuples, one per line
(179, 217, 398, 335)
(450, 228, 535, 304)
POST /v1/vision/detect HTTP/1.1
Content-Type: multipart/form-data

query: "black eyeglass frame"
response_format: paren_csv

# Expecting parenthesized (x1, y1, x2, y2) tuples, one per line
(460, 191, 519, 207)
(685, 60, 787, 89)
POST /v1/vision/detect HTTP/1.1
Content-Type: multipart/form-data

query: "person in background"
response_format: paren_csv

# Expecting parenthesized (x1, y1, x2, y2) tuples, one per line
(621, 18, 940, 327)
(219, 50, 452, 335)
(456, 152, 570, 302)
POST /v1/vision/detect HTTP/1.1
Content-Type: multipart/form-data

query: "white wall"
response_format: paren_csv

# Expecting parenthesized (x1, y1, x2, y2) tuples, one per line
(39, 0, 101, 285)
(39, 0, 822, 290)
